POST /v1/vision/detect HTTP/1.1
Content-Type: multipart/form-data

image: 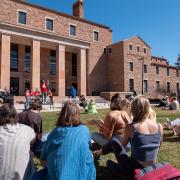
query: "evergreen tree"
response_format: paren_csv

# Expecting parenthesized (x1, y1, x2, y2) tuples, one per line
(175, 54, 180, 67)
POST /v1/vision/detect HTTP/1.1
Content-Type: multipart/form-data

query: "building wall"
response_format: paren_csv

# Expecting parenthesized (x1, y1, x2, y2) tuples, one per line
(0, 0, 112, 95)
(111, 36, 180, 98)
(107, 42, 125, 91)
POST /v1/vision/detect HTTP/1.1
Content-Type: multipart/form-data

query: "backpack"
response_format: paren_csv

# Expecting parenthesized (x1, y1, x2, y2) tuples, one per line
(134, 162, 180, 180)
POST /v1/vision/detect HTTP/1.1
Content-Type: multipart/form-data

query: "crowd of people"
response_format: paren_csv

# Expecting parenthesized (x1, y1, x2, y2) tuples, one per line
(0, 91, 180, 179)
(24, 80, 53, 110)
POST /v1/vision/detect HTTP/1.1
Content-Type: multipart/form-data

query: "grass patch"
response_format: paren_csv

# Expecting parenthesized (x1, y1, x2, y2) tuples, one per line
(40, 107, 180, 179)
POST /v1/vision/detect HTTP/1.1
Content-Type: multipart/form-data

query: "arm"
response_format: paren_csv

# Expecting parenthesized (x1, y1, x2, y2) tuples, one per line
(100, 114, 116, 140)
(121, 124, 131, 147)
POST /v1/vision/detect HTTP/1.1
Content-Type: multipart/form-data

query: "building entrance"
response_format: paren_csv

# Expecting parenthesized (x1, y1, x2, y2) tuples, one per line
(10, 77, 19, 96)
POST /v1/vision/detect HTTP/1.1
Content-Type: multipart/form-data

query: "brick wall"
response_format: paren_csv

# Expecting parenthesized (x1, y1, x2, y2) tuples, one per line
(0, 0, 112, 95)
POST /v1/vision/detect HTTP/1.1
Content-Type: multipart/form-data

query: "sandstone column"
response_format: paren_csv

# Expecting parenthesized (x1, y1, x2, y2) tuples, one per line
(0, 34, 11, 91)
(77, 48, 86, 96)
(56, 44, 65, 97)
(31, 39, 40, 91)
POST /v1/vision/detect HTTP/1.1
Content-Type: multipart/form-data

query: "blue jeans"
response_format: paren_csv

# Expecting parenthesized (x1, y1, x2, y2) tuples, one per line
(29, 167, 49, 180)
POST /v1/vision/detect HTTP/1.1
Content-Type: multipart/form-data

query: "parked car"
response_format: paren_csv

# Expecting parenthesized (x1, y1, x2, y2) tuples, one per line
(0, 89, 14, 105)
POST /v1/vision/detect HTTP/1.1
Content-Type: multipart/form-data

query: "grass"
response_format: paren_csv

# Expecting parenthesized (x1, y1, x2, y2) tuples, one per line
(40, 107, 180, 179)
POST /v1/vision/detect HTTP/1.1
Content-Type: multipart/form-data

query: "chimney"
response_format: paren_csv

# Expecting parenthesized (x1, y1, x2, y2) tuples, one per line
(73, 0, 84, 18)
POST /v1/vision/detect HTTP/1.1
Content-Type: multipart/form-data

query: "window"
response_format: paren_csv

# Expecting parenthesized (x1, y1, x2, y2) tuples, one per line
(143, 80, 148, 92)
(176, 69, 179, 77)
(129, 62, 133, 71)
(10, 44, 19, 72)
(93, 31, 99, 41)
(144, 48, 147, 54)
(177, 83, 179, 93)
(24, 46, 31, 73)
(72, 53, 77, 76)
(156, 66, 159, 75)
(104, 48, 107, 53)
(50, 50, 56, 75)
(108, 48, 111, 53)
(49, 82, 56, 92)
(24, 80, 30, 90)
(46, 18, 53, 31)
(136, 46, 140, 52)
(129, 44, 133, 51)
(69, 24, 76, 36)
(18, 11, 26, 24)
(144, 64, 147, 73)
(129, 79, 134, 91)
(167, 82, 170, 93)
(167, 68, 170, 76)
(156, 81, 160, 89)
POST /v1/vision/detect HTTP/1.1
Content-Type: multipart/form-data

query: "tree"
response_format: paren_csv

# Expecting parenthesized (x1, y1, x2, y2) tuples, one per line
(175, 54, 180, 68)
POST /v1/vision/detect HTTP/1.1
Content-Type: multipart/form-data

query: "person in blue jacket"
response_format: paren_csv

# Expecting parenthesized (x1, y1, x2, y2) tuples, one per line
(71, 86, 77, 98)
(30, 101, 96, 180)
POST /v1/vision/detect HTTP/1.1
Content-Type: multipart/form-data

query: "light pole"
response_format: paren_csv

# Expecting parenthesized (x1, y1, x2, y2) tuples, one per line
(139, 57, 144, 95)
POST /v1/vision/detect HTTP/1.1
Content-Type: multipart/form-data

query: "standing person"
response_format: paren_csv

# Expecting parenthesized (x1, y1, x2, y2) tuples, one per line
(41, 80, 48, 104)
(71, 86, 77, 99)
(47, 89, 54, 109)
(24, 89, 31, 111)
(30, 101, 96, 180)
(0, 104, 35, 180)
(19, 100, 43, 157)
(107, 96, 163, 178)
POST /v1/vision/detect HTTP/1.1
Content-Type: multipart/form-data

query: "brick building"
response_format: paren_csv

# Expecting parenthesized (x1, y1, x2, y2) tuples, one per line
(0, 0, 112, 96)
(106, 36, 180, 98)
(0, 0, 179, 98)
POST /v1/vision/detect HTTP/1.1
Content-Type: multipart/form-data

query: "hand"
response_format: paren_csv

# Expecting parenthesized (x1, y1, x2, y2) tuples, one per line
(121, 114, 129, 124)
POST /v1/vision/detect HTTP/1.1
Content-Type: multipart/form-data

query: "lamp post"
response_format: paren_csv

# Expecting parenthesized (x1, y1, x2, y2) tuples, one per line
(139, 57, 144, 95)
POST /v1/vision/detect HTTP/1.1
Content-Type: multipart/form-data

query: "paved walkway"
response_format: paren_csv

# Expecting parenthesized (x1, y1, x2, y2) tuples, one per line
(15, 102, 110, 113)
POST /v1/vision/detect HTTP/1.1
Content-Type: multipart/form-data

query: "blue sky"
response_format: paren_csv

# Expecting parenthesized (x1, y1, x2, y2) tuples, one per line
(28, 0, 180, 65)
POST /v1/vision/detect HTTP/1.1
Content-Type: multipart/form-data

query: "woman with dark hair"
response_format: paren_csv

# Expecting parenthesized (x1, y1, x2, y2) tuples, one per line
(107, 96, 163, 178)
(31, 101, 96, 180)
(0, 104, 35, 180)
(91, 93, 130, 157)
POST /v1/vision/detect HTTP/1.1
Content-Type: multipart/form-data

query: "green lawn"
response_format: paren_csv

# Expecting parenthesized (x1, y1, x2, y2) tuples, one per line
(40, 107, 180, 179)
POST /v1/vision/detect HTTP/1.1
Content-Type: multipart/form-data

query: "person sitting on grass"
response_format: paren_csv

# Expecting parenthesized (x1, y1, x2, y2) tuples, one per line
(30, 101, 96, 180)
(164, 118, 180, 137)
(0, 104, 35, 180)
(19, 100, 43, 157)
(86, 98, 98, 114)
(79, 94, 88, 112)
(91, 94, 131, 157)
(169, 97, 179, 110)
(107, 96, 163, 178)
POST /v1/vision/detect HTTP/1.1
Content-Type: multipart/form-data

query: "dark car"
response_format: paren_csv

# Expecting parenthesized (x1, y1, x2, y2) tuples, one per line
(0, 89, 14, 105)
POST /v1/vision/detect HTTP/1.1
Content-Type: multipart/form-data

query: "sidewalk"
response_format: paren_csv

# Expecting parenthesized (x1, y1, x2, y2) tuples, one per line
(15, 102, 110, 113)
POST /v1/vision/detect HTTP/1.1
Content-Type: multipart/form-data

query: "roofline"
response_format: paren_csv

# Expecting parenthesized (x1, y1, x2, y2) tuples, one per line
(151, 63, 180, 70)
(151, 56, 167, 62)
(10, 0, 112, 31)
(111, 35, 151, 48)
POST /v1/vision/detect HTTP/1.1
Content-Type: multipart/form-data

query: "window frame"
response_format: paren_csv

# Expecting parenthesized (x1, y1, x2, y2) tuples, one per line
(49, 50, 56, 75)
(17, 10, 27, 25)
(129, 61, 133, 72)
(136, 46, 140, 53)
(69, 24, 77, 36)
(167, 81, 170, 93)
(129, 44, 133, 51)
(143, 80, 148, 92)
(144, 64, 147, 73)
(167, 68, 170, 76)
(45, 17, 54, 31)
(93, 30, 99, 42)
(156, 66, 159, 75)
(129, 78, 134, 92)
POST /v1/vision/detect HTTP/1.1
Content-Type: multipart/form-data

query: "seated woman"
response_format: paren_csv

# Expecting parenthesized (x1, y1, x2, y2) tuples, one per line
(107, 96, 163, 178)
(91, 94, 131, 156)
(86, 98, 98, 114)
(30, 101, 96, 180)
(0, 104, 35, 180)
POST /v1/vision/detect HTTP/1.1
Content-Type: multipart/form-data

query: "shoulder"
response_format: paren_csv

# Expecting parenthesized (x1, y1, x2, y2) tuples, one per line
(125, 123, 134, 136)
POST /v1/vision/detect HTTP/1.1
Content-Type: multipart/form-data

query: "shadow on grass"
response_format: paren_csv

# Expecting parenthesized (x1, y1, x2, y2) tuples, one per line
(163, 133, 180, 142)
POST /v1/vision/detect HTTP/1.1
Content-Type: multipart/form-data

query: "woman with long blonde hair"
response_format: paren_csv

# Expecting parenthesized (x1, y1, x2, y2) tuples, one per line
(107, 96, 163, 178)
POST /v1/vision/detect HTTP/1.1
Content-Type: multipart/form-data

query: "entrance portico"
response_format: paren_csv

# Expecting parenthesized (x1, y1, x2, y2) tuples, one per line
(0, 23, 90, 96)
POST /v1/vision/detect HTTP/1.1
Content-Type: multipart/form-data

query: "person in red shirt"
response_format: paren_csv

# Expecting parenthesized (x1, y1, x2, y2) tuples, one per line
(41, 80, 47, 104)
